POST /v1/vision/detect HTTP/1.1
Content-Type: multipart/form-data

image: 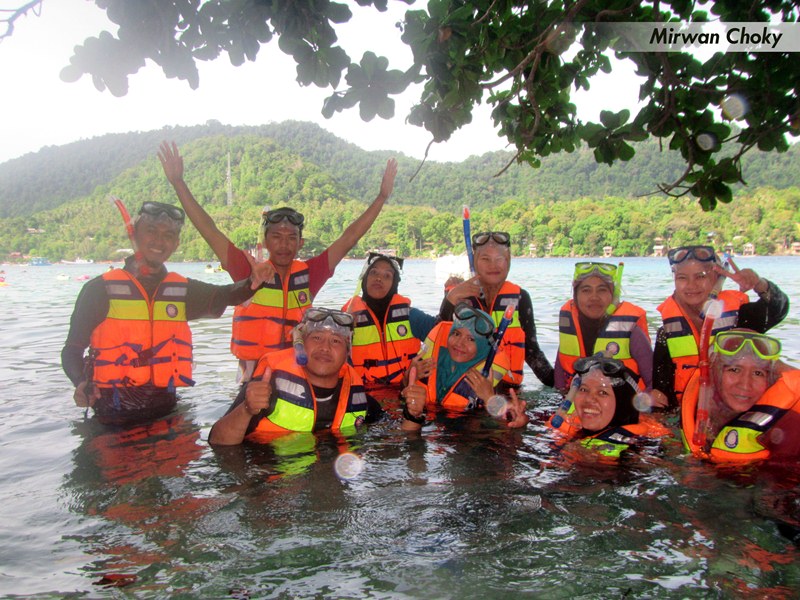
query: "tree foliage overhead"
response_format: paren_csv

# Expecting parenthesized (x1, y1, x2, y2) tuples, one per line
(51, 0, 800, 210)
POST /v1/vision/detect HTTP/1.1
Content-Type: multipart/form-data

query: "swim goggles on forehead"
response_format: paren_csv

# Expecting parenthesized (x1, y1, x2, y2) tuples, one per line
(366, 252, 404, 275)
(713, 330, 781, 361)
(303, 307, 355, 330)
(573, 355, 627, 377)
(453, 302, 495, 337)
(471, 231, 511, 248)
(573, 262, 617, 280)
(573, 355, 640, 392)
(139, 201, 185, 224)
(262, 207, 305, 228)
(667, 245, 717, 265)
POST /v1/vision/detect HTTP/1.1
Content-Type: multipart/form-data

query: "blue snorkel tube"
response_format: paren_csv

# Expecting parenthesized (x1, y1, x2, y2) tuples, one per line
(462, 205, 475, 276)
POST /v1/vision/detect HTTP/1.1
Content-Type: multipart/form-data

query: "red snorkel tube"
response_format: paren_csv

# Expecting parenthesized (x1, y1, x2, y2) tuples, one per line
(109, 196, 149, 276)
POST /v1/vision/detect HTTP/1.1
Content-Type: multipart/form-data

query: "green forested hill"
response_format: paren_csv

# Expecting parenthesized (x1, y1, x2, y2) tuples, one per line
(1, 120, 798, 262)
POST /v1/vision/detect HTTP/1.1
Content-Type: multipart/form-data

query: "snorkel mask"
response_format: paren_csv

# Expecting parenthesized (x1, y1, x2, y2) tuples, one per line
(297, 307, 355, 347)
(135, 201, 185, 232)
(710, 329, 780, 386)
(260, 206, 305, 239)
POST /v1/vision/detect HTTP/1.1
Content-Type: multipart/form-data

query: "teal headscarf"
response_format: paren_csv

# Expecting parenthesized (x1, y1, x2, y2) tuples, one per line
(435, 309, 493, 400)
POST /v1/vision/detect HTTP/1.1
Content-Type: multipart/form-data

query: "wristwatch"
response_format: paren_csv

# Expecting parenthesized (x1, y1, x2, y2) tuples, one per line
(402, 405, 426, 425)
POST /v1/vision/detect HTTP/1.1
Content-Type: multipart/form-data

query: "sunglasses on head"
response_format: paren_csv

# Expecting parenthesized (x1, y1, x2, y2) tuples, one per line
(667, 245, 717, 265)
(139, 201, 185, 224)
(453, 302, 495, 337)
(472, 231, 511, 248)
(304, 307, 355, 329)
(574, 262, 617, 280)
(262, 207, 305, 228)
(714, 330, 781, 361)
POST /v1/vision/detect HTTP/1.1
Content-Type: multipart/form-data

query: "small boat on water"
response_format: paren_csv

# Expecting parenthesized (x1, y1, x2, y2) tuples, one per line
(30, 257, 51, 266)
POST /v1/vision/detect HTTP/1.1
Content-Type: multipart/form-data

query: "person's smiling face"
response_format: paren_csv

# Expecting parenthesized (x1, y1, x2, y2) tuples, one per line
(574, 369, 617, 432)
(672, 260, 716, 312)
(447, 327, 478, 363)
(134, 220, 179, 267)
(575, 275, 614, 320)
(718, 358, 770, 413)
(474, 244, 510, 288)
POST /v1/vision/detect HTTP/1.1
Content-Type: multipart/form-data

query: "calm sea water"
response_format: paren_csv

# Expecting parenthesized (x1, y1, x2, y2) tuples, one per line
(1, 256, 798, 598)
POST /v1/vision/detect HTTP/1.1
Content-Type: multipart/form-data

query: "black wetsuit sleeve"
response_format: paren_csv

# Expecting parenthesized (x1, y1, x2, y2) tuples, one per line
(61, 277, 109, 387)
(518, 289, 555, 387)
(737, 280, 790, 333)
(439, 297, 456, 321)
(185, 277, 256, 320)
(652, 327, 678, 408)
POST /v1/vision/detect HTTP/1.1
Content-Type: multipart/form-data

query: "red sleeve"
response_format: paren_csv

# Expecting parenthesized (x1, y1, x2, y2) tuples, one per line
(307, 250, 333, 297)
(225, 241, 252, 282)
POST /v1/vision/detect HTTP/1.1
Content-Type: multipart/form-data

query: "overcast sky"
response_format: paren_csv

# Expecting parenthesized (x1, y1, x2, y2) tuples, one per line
(0, 0, 642, 165)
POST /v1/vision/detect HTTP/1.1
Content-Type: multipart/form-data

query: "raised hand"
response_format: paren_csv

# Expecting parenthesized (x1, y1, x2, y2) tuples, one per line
(157, 141, 184, 186)
(713, 257, 764, 293)
(446, 275, 482, 305)
(503, 388, 530, 429)
(245, 252, 275, 289)
(378, 158, 398, 201)
(243, 367, 272, 416)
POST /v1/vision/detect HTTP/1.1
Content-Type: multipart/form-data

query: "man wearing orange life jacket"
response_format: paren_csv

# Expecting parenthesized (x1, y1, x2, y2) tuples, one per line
(555, 261, 652, 395)
(342, 253, 436, 398)
(209, 307, 383, 445)
(681, 329, 800, 463)
(159, 141, 398, 382)
(439, 231, 553, 392)
(652, 245, 788, 409)
(62, 201, 272, 426)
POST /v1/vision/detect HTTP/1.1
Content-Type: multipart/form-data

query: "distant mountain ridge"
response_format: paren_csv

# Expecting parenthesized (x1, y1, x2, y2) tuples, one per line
(2, 119, 799, 219)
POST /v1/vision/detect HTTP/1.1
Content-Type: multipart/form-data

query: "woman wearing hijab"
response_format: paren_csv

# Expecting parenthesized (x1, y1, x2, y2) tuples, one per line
(681, 328, 800, 463)
(399, 303, 527, 430)
(342, 253, 436, 399)
(550, 355, 667, 458)
(555, 262, 652, 397)
(653, 245, 788, 409)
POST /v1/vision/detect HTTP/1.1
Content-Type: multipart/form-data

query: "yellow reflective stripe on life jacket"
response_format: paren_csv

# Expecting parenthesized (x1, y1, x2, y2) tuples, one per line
(108, 298, 151, 321)
(711, 424, 767, 455)
(153, 300, 187, 321)
(353, 322, 381, 346)
(268, 397, 316, 432)
(595, 335, 632, 360)
(581, 437, 628, 457)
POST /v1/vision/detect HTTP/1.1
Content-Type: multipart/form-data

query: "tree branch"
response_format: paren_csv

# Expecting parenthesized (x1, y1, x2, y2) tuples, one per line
(0, 0, 42, 41)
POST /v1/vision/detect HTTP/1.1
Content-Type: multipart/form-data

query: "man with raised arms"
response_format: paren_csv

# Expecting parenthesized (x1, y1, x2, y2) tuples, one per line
(158, 141, 397, 381)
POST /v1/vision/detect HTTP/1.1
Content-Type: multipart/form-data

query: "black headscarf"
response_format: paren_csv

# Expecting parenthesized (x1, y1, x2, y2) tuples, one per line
(361, 257, 400, 324)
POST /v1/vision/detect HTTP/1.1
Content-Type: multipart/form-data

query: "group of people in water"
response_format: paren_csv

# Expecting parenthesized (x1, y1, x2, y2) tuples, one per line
(61, 141, 797, 466)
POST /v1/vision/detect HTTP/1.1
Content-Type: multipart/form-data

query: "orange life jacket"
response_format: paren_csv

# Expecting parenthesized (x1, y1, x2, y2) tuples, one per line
(681, 370, 800, 463)
(244, 348, 368, 443)
(657, 291, 749, 404)
(415, 321, 512, 412)
(464, 281, 524, 385)
(342, 294, 420, 388)
(90, 269, 193, 389)
(231, 260, 312, 360)
(557, 299, 649, 389)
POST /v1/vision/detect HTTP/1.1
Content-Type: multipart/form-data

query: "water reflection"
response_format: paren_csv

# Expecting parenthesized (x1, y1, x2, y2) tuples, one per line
(2, 259, 799, 595)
